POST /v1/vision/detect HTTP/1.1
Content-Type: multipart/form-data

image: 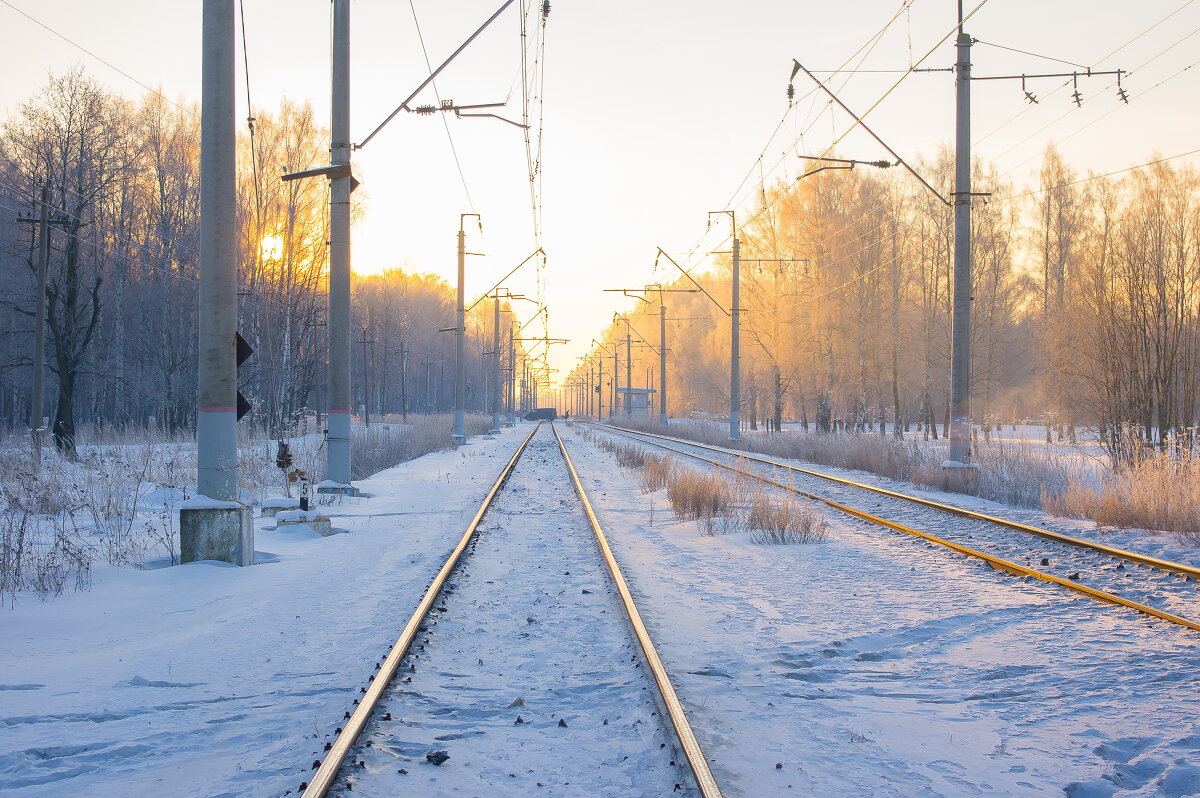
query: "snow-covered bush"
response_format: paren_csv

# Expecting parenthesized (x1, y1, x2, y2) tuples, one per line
(350, 414, 490, 480)
(1043, 453, 1200, 540)
(747, 494, 828, 545)
(0, 509, 91, 602)
(0, 414, 494, 600)
(613, 418, 1076, 512)
(639, 453, 674, 494)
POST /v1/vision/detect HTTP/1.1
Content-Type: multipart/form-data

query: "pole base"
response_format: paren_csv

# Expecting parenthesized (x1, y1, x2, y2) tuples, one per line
(316, 480, 361, 497)
(451, 434, 466, 446)
(180, 502, 253, 566)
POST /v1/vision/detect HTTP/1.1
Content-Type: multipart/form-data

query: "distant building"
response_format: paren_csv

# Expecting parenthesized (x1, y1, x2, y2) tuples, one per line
(615, 387, 656, 415)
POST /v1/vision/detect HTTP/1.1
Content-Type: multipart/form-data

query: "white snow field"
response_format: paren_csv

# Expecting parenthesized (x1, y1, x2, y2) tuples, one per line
(0, 430, 528, 797)
(0, 421, 1197, 796)
(557, 423, 1200, 797)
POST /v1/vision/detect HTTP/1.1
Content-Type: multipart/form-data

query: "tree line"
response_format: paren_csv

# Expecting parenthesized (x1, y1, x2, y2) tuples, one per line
(578, 145, 1200, 463)
(0, 70, 526, 456)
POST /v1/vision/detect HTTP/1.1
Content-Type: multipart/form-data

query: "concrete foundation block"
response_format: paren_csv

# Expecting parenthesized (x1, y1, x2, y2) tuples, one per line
(261, 497, 301, 518)
(316, 479, 360, 497)
(180, 503, 254, 566)
(276, 509, 333, 536)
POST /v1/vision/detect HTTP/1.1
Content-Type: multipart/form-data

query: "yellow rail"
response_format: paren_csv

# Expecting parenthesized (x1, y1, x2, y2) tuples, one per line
(586, 423, 1200, 634)
(303, 423, 540, 797)
(552, 423, 724, 798)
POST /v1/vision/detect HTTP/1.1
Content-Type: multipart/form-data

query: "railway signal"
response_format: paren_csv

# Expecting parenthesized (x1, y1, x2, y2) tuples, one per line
(236, 332, 253, 421)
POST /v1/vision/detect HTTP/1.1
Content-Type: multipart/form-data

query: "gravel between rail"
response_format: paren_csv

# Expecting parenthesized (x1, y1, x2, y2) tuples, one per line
(330, 426, 692, 796)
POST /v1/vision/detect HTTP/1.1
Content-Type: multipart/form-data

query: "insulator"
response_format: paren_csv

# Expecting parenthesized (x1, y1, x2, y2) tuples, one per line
(1072, 90, 1083, 107)
(1117, 87, 1130, 104)
(786, 83, 795, 101)
(413, 104, 437, 115)
(542, 1, 550, 18)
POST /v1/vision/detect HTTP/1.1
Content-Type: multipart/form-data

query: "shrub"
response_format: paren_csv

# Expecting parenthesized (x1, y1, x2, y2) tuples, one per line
(1043, 453, 1200, 541)
(747, 494, 828, 545)
(640, 454, 674, 494)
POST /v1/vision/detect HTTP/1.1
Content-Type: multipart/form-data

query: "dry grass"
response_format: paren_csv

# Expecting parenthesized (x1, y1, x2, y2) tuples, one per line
(1043, 454, 1200, 541)
(665, 467, 737, 524)
(639, 454, 674, 494)
(747, 493, 829, 545)
(586, 430, 826, 544)
(0, 412, 494, 599)
(614, 418, 1075, 512)
(350, 414, 490, 480)
(0, 509, 92, 602)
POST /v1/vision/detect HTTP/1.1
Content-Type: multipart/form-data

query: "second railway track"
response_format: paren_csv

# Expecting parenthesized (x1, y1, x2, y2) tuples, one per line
(584, 421, 1200, 633)
(301, 422, 719, 797)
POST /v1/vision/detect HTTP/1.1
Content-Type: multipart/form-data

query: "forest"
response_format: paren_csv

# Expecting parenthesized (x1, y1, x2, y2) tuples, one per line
(577, 143, 1200, 465)
(3, 69, 1199, 469)
(0, 70, 525, 456)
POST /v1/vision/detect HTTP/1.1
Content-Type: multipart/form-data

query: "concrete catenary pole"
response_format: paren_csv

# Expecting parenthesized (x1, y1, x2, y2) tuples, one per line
(30, 184, 51, 472)
(452, 216, 472, 443)
(947, 14, 974, 466)
(611, 347, 618, 420)
(625, 328, 632, 418)
(507, 320, 516, 424)
(491, 292, 502, 434)
(596, 356, 604, 419)
(730, 235, 741, 441)
(659, 302, 667, 425)
(326, 0, 353, 487)
(197, 0, 238, 501)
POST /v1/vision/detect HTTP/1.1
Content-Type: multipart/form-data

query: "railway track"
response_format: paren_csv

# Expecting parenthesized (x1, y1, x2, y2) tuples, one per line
(299, 422, 720, 797)
(582, 421, 1200, 634)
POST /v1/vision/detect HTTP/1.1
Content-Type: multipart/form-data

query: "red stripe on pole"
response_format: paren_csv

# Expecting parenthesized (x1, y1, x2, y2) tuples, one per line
(328, 409, 351, 414)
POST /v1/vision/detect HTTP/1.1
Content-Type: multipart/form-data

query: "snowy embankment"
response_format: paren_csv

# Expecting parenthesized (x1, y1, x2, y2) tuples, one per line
(0, 430, 526, 797)
(558, 423, 1200, 797)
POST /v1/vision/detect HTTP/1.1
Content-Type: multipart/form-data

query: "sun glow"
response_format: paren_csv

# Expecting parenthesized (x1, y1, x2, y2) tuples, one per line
(259, 234, 284, 262)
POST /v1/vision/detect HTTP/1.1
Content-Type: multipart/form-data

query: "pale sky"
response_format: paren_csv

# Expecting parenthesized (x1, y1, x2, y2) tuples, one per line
(1, 0, 1196, 384)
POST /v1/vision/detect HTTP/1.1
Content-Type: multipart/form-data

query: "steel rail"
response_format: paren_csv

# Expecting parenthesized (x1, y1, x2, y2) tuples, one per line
(302, 423, 541, 797)
(592, 422, 1200, 580)
(551, 423, 724, 798)
(581, 423, 1200, 634)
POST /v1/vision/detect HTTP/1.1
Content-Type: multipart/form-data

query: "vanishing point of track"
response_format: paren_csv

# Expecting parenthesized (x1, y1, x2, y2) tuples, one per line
(585, 421, 1200, 634)
(300, 422, 721, 797)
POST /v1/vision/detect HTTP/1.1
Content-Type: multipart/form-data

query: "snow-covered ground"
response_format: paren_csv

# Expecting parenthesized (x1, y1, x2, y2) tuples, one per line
(603, 421, 1200, 573)
(0, 430, 527, 797)
(559, 423, 1200, 797)
(1, 421, 1198, 797)
(587, 424, 1200, 624)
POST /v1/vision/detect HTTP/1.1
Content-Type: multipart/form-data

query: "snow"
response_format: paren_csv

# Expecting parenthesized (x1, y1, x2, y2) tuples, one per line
(275, 509, 325, 523)
(0, 429, 530, 797)
(557, 423, 1200, 795)
(262, 497, 301, 510)
(316, 480, 354, 490)
(1, 420, 1199, 796)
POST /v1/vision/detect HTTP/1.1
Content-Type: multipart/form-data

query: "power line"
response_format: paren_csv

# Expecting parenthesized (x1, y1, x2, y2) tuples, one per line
(0, 0, 194, 118)
(240, 0, 264, 228)
(408, 0, 478, 215)
(972, 39, 1090, 69)
(976, 1, 1200, 148)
